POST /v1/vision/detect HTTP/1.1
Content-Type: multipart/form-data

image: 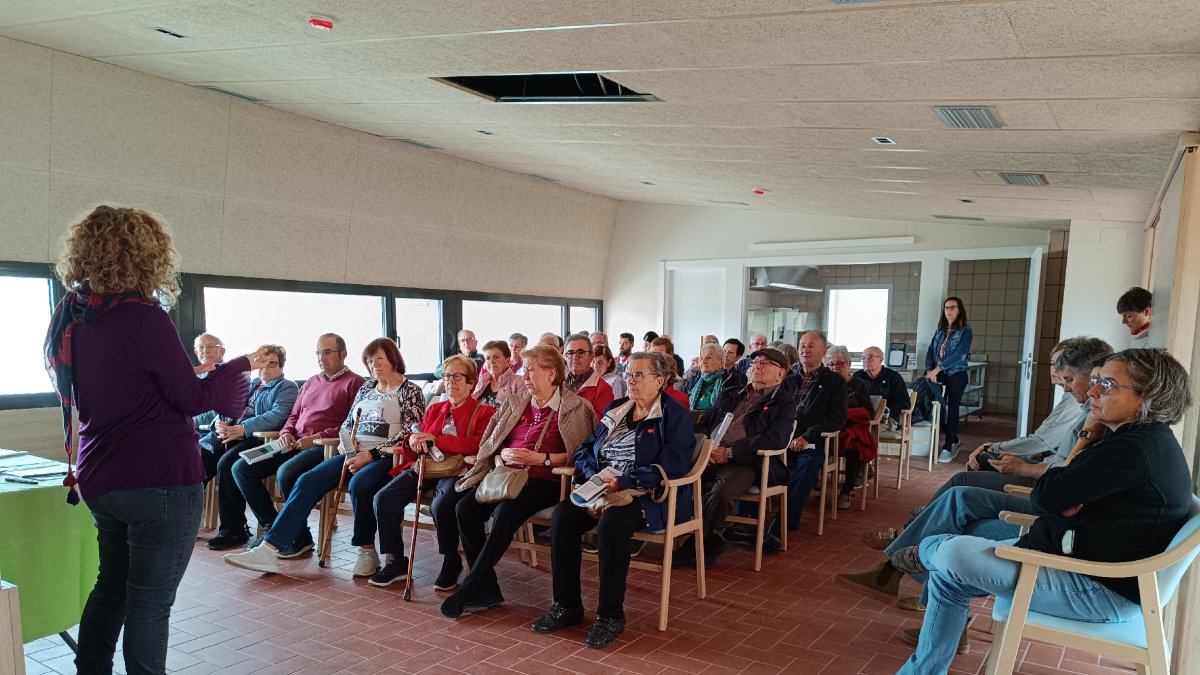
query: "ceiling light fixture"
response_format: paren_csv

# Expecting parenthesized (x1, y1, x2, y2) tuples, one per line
(308, 15, 335, 30)
(933, 214, 986, 222)
(476, 130, 495, 136)
(863, 189, 921, 195)
(750, 236, 915, 252)
(871, 136, 896, 145)
(151, 27, 188, 38)
(706, 199, 750, 206)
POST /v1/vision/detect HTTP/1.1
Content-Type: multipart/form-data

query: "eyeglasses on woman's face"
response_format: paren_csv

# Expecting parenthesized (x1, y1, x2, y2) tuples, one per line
(442, 372, 470, 383)
(1088, 375, 1136, 396)
(624, 370, 658, 383)
(827, 360, 849, 369)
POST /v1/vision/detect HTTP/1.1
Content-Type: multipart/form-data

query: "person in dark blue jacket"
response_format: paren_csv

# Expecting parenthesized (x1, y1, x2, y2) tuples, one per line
(532, 351, 695, 649)
(925, 296, 973, 461)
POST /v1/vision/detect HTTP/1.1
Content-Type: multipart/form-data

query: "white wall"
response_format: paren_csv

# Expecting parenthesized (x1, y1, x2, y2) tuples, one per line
(1060, 220, 1147, 349)
(605, 202, 1051, 360)
(0, 37, 617, 298)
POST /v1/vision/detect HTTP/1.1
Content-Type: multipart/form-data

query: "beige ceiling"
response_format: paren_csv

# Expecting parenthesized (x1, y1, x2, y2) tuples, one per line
(4, 0, 1198, 230)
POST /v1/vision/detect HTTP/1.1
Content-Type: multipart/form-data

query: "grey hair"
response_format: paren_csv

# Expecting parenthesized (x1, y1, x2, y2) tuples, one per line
(774, 343, 799, 369)
(508, 332, 528, 343)
(700, 343, 724, 359)
(565, 332, 593, 348)
(627, 351, 672, 383)
(824, 345, 851, 366)
(1103, 348, 1193, 425)
(1054, 337, 1113, 375)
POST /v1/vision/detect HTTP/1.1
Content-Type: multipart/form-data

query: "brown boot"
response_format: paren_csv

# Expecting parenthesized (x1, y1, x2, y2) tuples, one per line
(835, 561, 903, 606)
(901, 626, 970, 655)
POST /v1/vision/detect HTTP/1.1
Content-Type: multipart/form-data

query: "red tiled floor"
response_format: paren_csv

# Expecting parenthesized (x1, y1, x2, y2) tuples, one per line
(25, 414, 1137, 674)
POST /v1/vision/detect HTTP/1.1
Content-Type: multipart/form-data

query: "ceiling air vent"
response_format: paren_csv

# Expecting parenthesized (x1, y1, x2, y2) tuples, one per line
(434, 73, 660, 104)
(999, 172, 1049, 187)
(933, 214, 987, 222)
(934, 106, 1002, 129)
(196, 86, 265, 103)
(395, 139, 442, 150)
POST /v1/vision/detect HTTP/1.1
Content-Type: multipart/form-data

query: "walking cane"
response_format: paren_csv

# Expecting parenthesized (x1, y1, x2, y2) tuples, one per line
(319, 408, 360, 567)
(402, 447, 427, 601)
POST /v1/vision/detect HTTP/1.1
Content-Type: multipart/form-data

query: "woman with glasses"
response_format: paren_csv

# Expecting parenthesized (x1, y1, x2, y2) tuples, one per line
(824, 345, 876, 509)
(893, 348, 1194, 673)
(531, 351, 695, 648)
(924, 296, 973, 462)
(204, 344, 300, 550)
(441, 344, 598, 618)
(370, 354, 496, 590)
(225, 338, 425, 577)
(473, 339, 523, 408)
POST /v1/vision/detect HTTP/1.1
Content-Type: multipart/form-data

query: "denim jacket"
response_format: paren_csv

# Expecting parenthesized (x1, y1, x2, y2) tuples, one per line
(198, 376, 298, 452)
(573, 393, 696, 532)
(925, 325, 973, 375)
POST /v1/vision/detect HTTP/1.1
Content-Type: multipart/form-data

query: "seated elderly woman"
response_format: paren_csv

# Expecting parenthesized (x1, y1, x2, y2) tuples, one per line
(686, 342, 747, 424)
(473, 339, 523, 408)
(441, 344, 598, 618)
(370, 354, 496, 590)
(824, 345, 876, 510)
(531, 351, 695, 648)
(591, 343, 628, 399)
(225, 338, 425, 576)
(879, 348, 1194, 673)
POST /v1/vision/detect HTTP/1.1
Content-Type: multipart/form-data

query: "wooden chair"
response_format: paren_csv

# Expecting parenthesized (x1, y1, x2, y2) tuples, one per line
(854, 401, 887, 510)
(511, 436, 713, 631)
(910, 398, 942, 472)
(814, 430, 840, 535)
(726, 432, 791, 570)
(987, 497, 1200, 675)
(315, 438, 346, 568)
(876, 390, 918, 488)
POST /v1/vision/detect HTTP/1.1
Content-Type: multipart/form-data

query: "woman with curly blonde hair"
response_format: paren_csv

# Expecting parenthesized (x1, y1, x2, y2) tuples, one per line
(45, 205, 267, 675)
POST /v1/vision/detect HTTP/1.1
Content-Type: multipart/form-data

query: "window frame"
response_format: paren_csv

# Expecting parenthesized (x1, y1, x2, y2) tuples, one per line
(0, 261, 64, 410)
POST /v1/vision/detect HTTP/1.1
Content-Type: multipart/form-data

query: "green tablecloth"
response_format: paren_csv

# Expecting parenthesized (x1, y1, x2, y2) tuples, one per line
(0, 479, 98, 641)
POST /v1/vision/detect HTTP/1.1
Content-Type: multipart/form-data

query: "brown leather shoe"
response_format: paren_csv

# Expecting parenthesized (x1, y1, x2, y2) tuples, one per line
(861, 527, 900, 551)
(901, 626, 970, 654)
(834, 561, 903, 606)
(897, 596, 926, 612)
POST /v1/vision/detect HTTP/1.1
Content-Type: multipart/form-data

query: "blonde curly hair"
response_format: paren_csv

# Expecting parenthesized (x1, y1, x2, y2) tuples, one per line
(55, 205, 181, 306)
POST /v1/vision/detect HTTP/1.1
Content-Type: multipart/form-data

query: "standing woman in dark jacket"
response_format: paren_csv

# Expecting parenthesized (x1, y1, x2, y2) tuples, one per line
(925, 296, 973, 461)
(46, 206, 266, 675)
(532, 351, 695, 648)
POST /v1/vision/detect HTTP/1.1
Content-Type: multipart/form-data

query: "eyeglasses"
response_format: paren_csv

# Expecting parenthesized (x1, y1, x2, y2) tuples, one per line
(264, 360, 281, 368)
(624, 371, 657, 382)
(198, 345, 223, 351)
(1088, 375, 1136, 396)
(827, 360, 849, 368)
(442, 373, 470, 383)
(862, 354, 882, 361)
(564, 349, 589, 357)
(315, 349, 340, 358)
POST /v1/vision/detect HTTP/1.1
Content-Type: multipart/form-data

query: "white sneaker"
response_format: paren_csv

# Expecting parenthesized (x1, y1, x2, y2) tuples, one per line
(938, 450, 953, 463)
(353, 547, 381, 578)
(224, 543, 279, 574)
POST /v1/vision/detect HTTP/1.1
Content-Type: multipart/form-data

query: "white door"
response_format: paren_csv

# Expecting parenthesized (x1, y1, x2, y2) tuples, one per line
(666, 267, 726, 362)
(1016, 247, 1045, 436)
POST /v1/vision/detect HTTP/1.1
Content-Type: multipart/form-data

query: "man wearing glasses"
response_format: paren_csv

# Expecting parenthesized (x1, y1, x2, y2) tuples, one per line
(734, 334, 769, 375)
(434, 329, 484, 377)
(855, 346, 910, 427)
(563, 333, 615, 419)
(193, 333, 226, 375)
(229, 333, 364, 556)
(674, 347, 796, 569)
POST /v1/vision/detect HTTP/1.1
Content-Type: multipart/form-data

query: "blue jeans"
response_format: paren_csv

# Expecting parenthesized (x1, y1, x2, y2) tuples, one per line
(897, 534, 1140, 674)
(263, 455, 393, 549)
(785, 446, 823, 530)
(232, 445, 325, 534)
(928, 469, 1034, 503)
(76, 484, 203, 675)
(886, 486, 1026, 559)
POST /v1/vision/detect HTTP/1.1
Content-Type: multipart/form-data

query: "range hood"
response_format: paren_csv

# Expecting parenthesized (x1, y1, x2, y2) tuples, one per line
(749, 266, 824, 293)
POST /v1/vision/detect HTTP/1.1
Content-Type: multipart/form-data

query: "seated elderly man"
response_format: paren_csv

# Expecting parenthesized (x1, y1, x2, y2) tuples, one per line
(540, 332, 564, 348)
(687, 342, 747, 429)
(734, 335, 768, 375)
(825, 345, 875, 510)
(590, 331, 608, 347)
(435, 329, 483, 378)
(563, 333, 615, 419)
(674, 347, 796, 569)
(841, 348, 1194, 670)
(853, 346, 909, 427)
(783, 331, 847, 530)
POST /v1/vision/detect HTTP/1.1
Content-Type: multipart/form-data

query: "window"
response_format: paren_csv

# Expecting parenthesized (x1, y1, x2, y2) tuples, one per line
(202, 287, 384, 380)
(826, 287, 890, 354)
(394, 297, 443, 374)
(462, 300, 562, 347)
(569, 305, 598, 335)
(0, 276, 54, 396)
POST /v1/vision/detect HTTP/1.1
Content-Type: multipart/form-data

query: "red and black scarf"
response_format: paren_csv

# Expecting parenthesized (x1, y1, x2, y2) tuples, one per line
(43, 288, 158, 504)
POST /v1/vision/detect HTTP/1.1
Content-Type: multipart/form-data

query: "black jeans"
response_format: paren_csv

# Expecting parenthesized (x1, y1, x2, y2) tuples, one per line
(700, 464, 755, 542)
(213, 437, 262, 532)
(76, 484, 203, 675)
(550, 500, 645, 619)
(231, 445, 324, 531)
(455, 479, 560, 596)
(373, 471, 465, 557)
(840, 447, 861, 496)
(938, 370, 970, 447)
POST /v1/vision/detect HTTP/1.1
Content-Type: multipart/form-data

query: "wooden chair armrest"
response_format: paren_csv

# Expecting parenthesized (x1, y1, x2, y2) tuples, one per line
(757, 448, 786, 457)
(552, 467, 577, 476)
(993, 545, 1154, 578)
(820, 431, 838, 438)
(253, 431, 280, 440)
(1004, 484, 1033, 496)
(666, 473, 702, 488)
(314, 437, 339, 459)
(999, 510, 1038, 529)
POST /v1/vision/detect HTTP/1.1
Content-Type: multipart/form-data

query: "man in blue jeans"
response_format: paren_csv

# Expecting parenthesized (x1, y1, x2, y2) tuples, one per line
(784, 331, 847, 531)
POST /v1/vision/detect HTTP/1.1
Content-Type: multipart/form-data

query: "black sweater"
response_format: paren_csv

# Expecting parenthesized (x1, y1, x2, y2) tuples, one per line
(1019, 422, 1193, 603)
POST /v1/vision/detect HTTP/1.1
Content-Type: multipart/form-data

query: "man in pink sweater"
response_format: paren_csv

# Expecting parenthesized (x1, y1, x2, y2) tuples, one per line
(230, 333, 364, 556)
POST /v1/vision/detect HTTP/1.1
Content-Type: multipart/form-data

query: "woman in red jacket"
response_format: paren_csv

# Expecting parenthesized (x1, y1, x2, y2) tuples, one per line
(370, 354, 495, 590)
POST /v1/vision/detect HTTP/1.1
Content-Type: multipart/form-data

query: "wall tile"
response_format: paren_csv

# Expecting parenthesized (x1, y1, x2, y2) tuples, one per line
(219, 199, 349, 283)
(0, 49, 50, 171)
(225, 116, 358, 213)
(0, 166, 49, 261)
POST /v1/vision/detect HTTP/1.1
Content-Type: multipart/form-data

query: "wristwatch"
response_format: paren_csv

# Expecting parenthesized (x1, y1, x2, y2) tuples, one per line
(1076, 429, 1093, 440)
(543, 453, 552, 466)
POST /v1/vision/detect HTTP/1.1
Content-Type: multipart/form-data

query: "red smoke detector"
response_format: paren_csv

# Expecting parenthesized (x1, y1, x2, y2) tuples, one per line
(752, 188, 767, 195)
(308, 16, 334, 30)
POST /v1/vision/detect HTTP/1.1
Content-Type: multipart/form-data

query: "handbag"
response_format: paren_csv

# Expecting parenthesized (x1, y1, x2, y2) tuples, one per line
(421, 405, 481, 480)
(475, 409, 556, 504)
(585, 463, 669, 516)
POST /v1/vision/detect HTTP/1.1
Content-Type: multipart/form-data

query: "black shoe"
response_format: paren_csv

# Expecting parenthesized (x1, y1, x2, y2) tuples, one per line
(704, 537, 726, 568)
(206, 526, 250, 551)
(582, 533, 599, 554)
(368, 556, 409, 587)
(721, 524, 755, 545)
(762, 531, 782, 555)
(586, 616, 625, 649)
(629, 539, 645, 557)
(671, 536, 698, 568)
(441, 590, 469, 618)
(462, 589, 505, 614)
(277, 530, 314, 559)
(531, 603, 585, 634)
(433, 556, 463, 591)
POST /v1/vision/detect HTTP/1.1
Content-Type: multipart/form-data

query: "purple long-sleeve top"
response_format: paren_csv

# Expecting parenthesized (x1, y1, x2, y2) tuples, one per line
(71, 303, 251, 499)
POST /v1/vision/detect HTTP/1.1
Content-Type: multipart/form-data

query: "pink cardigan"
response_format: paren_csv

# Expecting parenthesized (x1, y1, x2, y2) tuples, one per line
(472, 368, 524, 404)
